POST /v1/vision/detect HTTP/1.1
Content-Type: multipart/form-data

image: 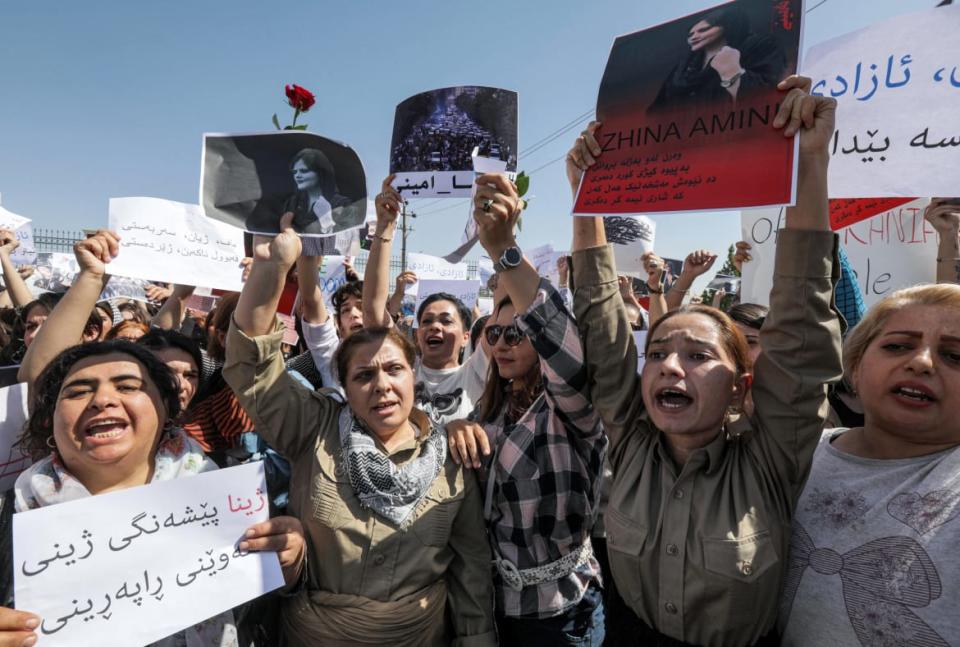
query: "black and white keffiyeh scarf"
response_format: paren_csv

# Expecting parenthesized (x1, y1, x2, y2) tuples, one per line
(337, 407, 446, 529)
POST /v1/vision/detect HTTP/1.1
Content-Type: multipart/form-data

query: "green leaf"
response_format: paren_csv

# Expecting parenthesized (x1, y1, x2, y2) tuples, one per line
(293, 124, 309, 130)
(516, 215, 523, 232)
(272, 113, 281, 130)
(515, 171, 530, 197)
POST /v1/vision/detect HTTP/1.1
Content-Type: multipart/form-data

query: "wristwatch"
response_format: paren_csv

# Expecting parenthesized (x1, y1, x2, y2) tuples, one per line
(493, 246, 523, 272)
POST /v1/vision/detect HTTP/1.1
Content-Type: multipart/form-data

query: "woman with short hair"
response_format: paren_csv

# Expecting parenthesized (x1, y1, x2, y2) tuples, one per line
(223, 214, 495, 646)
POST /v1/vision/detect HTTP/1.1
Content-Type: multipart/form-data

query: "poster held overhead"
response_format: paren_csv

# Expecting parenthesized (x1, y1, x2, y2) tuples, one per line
(804, 4, 960, 197)
(390, 86, 518, 199)
(108, 198, 247, 292)
(603, 215, 656, 277)
(574, 0, 804, 216)
(0, 206, 37, 265)
(200, 131, 367, 256)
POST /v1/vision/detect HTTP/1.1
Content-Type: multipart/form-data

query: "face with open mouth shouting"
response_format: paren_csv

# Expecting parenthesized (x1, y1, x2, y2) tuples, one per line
(336, 295, 364, 339)
(852, 305, 960, 447)
(343, 338, 416, 441)
(53, 353, 167, 481)
(416, 299, 469, 370)
(641, 313, 749, 445)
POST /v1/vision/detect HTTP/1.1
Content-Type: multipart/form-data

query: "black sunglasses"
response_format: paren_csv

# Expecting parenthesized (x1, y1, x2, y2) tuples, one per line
(484, 324, 525, 347)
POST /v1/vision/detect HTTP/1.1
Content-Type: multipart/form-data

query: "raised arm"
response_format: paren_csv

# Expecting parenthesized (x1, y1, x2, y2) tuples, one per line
(639, 252, 667, 326)
(152, 284, 195, 330)
(664, 250, 717, 310)
(568, 122, 645, 451)
(224, 213, 338, 458)
(925, 199, 960, 285)
(296, 254, 328, 325)
(18, 231, 117, 387)
(0, 231, 33, 307)
(387, 271, 417, 320)
(473, 172, 540, 313)
(750, 76, 843, 492)
(362, 175, 402, 328)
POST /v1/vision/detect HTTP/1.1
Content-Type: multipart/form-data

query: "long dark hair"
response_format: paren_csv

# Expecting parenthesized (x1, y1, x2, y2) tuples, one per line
(290, 148, 337, 197)
(476, 297, 543, 424)
(17, 341, 181, 460)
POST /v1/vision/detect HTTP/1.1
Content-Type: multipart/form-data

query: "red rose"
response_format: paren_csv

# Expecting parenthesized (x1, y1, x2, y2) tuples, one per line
(285, 84, 315, 112)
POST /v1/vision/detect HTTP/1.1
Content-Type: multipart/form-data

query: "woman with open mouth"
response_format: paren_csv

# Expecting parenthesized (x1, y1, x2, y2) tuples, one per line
(363, 175, 489, 426)
(223, 213, 495, 646)
(444, 173, 607, 645)
(0, 340, 306, 646)
(777, 202, 960, 645)
(567, 76, 842, 647)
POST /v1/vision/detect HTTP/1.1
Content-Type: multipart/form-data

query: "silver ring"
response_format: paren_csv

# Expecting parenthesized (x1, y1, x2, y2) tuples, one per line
(482, 199, 493, 213)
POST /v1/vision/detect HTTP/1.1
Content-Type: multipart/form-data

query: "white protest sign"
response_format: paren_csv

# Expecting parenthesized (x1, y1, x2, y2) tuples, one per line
(740, 199, 937, 308)
(804, 5, 960, 197)
(477, 257, 494, 286)
(528, 245, 568, 286)
(633, 331, 647, 375)
(109, 198, 246, 292)
(476, 296, 494, 317)
(14, 462, 283, 647)
(404, 253, 469, 299)
(413, 279, 481, 328)
(604, 216, 656, 277)
(0, 206, 37, 265)
(0, 383, 31, 492)
(318, 255, 350, 307)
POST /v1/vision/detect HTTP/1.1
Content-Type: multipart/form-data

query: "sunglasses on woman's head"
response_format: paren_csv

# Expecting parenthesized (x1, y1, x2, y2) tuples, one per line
(484, 324, 525, 347)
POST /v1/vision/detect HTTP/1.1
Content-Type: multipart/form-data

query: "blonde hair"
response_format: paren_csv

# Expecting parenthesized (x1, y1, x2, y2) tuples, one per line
(843, 283, 960, 384)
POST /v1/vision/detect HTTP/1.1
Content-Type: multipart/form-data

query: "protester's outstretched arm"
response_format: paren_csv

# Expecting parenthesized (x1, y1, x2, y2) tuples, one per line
(665, 250, 717, 310)
(0, 231, 33, 307)
(18, 231, 117, 386)
(567, 122, 607, 252)
(387, 271, 416, 320)
(152, 284, 196, 330)
(362, 175, 402, 328)
(234, 214, 299, 338)
(640, 252, 667, 326)
(474, 173, 540, 313)
(296, 254, 328, 324)
(925, 199, 960, 284)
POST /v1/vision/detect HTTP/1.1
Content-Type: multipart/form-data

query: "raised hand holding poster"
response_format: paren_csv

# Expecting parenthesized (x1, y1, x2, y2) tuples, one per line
(574, 0, 804, 216)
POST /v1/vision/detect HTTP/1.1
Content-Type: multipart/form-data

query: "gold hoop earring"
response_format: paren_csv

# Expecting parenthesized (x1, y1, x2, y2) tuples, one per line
(45, 435, 57, 450)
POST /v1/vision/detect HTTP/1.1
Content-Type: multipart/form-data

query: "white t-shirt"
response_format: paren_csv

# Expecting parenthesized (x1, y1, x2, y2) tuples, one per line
(779, 429, 960, 646)
(301, 316, 341, 393)
(414, 343, 488, 426)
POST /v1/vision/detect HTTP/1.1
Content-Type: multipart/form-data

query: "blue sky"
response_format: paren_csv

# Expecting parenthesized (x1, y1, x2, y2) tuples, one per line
(0, 0, 939, 286)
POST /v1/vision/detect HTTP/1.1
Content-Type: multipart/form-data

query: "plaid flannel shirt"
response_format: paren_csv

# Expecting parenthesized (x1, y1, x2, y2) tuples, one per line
(476, 280, 607, 619)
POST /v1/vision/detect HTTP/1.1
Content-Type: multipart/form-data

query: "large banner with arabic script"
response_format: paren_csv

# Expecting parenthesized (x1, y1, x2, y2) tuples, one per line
(574, 0, 804, 216)
(14, 462, 284, 647)
(804, 4, 960, 197)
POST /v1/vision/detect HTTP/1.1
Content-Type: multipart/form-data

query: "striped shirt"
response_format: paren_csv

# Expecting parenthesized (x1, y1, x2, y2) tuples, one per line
(476, 280, 607, 619)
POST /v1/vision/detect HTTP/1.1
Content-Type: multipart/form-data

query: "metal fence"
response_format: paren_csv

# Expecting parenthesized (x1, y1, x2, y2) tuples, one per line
(33, 228, 85, 253)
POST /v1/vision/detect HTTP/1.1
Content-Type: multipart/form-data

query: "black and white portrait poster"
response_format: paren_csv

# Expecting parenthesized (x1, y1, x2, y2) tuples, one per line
(200, 132, 367, 255)
(389, 86, 518, 198)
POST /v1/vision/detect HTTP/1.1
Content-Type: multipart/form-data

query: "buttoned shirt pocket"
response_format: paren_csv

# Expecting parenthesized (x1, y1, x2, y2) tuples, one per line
(605, 507, 649, 607)
(312, 459, 354, 530)
(411, 486, 465, 548)
(701, 530, 779, 627)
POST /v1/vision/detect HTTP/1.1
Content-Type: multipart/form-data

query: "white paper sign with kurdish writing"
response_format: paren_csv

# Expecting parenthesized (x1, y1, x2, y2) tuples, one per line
(804, 5, 960, 197)
(0, 206, 37, 265)
(740, 199, 936, 308)
(109, 197, 246, 292)
(404, 253, 469, 299)
(0, 383, 31, 491)
(413, 279, 480, 328)
(14, 462, 284, 647)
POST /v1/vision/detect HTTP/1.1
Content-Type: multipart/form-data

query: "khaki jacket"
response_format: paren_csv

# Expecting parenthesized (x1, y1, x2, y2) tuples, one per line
(572, 230, 842, 647)
(223, 322, 496, 646)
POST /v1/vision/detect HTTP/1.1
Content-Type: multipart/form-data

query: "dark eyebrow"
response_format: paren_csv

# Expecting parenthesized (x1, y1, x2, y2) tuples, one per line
(61, 375, 145, 390)
(648, 334, 718, 349)
(943, 335, 960, 344)
(882, 330, 922, 338)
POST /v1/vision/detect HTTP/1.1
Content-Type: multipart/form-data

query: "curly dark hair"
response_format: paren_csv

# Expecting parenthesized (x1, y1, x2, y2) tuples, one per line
(18, 341, 182, 461)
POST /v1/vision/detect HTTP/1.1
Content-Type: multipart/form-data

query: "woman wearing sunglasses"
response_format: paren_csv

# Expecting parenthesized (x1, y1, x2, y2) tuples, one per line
(446, 173, 607, 645)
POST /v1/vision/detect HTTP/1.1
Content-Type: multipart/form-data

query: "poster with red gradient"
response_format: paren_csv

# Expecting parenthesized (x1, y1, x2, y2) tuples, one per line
(574, 0, 805, 216)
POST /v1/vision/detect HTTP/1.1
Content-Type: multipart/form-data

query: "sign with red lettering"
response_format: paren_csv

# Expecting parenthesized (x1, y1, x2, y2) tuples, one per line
(828, 198, 916, 230)
(741, 198, 936, 307)
(574, 0, 804, 216)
